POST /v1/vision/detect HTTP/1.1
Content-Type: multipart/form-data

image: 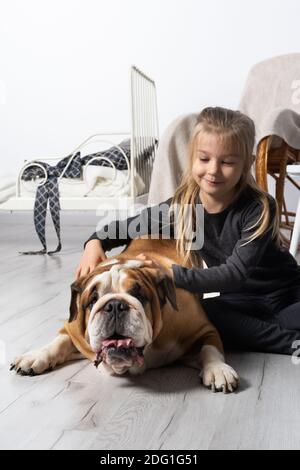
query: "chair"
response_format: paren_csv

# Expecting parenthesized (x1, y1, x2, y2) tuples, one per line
(239, 54, 300, 250)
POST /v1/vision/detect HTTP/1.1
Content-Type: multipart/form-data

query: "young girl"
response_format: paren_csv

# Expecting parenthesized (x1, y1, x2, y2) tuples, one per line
(76, 107, 300, 356)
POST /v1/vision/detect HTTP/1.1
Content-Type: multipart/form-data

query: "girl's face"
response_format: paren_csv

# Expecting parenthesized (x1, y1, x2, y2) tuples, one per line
(192, 132, 244, 200)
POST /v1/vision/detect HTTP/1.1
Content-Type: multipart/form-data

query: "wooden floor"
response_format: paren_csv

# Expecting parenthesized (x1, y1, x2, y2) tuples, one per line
(1, 212, 300, 450)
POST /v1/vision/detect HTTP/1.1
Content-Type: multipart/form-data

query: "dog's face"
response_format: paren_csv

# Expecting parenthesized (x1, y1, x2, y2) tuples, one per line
(69, 258, 177, 375)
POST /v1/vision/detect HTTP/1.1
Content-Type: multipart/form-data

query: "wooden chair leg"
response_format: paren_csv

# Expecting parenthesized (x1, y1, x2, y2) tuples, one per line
(255, 136, 270, 192)
(255, 137, 293, 248)
(275, 141, 289, 222)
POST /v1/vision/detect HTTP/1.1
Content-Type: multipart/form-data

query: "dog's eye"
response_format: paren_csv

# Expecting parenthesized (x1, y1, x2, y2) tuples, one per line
(86, 292, 98, 310)
(129, 283, 148, 305)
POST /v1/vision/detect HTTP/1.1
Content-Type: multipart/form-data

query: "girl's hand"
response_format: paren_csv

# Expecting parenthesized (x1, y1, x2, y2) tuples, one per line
(75, 239, 107, 280)
(136, 253, 173, 278)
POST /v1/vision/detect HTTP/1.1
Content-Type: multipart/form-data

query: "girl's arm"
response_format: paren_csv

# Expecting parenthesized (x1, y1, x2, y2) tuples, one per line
(172, 198, 278, 294)
(84, 197, 174, 252)
(76, 198, 173, 279)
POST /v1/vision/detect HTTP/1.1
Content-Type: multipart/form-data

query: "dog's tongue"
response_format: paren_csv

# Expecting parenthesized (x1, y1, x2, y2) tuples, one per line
(98, 338, 144, 368)
(102, 338, 134, 348)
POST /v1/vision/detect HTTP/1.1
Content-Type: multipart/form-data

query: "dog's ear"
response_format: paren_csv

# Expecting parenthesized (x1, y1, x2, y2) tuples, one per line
(157, 275, 178, 311)
(68, 279, 83, 322)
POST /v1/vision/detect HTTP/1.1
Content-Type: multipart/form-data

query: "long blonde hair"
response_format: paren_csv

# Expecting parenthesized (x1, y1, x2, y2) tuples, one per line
(170, 106, 280, 266)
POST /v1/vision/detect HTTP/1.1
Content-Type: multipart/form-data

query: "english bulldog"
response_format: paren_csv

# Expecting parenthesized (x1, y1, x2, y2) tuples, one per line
(10, 238, 239, 393)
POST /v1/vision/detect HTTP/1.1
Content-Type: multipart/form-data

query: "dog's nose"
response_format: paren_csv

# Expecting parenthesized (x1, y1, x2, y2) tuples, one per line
(103, 299, 129, 315)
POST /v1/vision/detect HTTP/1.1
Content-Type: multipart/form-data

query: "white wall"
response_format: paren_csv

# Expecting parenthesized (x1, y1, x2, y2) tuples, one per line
(0, 0, 300, 188)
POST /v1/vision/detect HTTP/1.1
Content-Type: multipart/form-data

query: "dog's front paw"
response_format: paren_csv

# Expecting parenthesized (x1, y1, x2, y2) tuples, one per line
(10, 349, 54, 376)
(200, 362, 239, 393)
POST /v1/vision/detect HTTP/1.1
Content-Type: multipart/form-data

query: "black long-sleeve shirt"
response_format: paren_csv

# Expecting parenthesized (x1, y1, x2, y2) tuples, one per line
(84, 189, 300, 295)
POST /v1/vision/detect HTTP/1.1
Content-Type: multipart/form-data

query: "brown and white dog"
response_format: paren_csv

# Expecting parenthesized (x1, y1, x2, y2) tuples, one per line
(10, 238, 239, 393)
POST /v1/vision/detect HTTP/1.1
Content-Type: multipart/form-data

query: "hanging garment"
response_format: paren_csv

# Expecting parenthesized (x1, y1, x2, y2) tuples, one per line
(20, 140, 131, 255)
(20, 139, 157, 254)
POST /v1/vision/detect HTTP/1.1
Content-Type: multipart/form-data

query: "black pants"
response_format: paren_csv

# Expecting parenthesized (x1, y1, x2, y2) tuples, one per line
(201, 286, 300, 355)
